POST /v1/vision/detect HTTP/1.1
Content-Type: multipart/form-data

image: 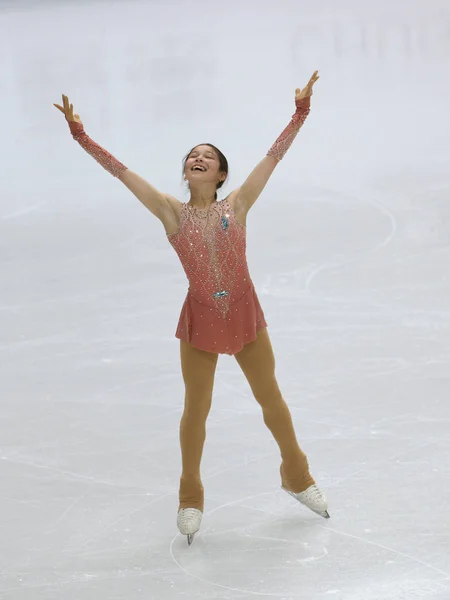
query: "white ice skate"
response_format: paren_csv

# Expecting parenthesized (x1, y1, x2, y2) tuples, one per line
(282, 484, 330, 519)
(177, 508, 203, 545)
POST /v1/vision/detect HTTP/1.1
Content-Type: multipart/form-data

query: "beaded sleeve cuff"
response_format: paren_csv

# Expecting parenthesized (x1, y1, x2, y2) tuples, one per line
(68, 121, 127, 178)
(267, 96, 311, 161)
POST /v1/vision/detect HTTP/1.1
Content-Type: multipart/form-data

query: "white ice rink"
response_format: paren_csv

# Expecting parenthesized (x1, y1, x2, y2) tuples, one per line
(1, 0, 450, 598)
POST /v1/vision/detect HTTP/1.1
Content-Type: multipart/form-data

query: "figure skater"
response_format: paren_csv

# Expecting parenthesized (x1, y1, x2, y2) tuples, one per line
(54, 70, 329, 546)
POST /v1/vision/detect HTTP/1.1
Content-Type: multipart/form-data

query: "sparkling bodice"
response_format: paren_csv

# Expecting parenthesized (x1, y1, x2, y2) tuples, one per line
(167, 198, 251, 318)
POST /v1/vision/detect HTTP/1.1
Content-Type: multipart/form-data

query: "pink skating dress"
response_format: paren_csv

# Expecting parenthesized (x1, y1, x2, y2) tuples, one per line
(167, 198, 267, 355)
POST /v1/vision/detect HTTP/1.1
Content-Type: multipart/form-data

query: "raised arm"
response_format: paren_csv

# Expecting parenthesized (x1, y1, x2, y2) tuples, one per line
(232, 71, 319, 217)
(54, 95, 179, 226)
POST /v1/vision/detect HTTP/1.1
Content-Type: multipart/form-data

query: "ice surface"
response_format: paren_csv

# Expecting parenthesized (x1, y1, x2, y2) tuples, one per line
(1, 0, 449, 598)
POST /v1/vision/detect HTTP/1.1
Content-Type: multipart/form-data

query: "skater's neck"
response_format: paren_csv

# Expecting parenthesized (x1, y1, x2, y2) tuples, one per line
(188, 184, 217, 209)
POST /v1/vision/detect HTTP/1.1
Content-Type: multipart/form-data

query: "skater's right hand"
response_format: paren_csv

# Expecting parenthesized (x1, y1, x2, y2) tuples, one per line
(53, 94, 83, 125)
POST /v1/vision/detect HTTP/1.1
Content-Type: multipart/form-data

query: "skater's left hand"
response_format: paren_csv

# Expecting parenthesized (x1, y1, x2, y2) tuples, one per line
(295, 70, 319, 101)
(53, 94, 83, 124)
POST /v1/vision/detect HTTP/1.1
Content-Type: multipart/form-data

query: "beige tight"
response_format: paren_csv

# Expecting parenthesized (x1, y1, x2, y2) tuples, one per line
(179, 328, 315, 511)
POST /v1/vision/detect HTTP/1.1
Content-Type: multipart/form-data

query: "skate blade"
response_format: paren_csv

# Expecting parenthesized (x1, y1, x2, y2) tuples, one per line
(187, 533, 195, 546)
(318, 510, 330, 519)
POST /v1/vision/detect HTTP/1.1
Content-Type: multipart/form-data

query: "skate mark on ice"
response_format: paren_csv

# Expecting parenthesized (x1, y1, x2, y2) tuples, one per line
(51, 491, 89, 527)
(320, 524, 450, 579)
(0, 456, 151, 492)
(68, 490, 175, 553)
(0, 204, 45, 220)
(303, 190, 397, 294)
(170, 491, 330, 596)
(328, 441, 434, 488)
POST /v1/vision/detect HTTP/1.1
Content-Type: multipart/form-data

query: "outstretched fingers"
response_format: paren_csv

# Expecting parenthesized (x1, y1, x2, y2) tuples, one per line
(54, 94, 81, 123)
(295, 70, 320, 100)
(307, 70, 320, 90)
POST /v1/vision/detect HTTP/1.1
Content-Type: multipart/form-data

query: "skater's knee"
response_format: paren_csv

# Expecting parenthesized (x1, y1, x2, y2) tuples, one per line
(181, 399, 211, 424)
(254, 381, 283, 409)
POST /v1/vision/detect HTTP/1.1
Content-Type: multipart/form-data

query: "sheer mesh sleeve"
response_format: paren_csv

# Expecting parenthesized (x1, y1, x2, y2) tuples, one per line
(68, 121, 127, 178)
(267, 96, 311, 161)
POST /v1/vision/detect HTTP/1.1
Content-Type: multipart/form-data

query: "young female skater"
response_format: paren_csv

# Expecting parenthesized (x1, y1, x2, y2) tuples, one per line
(54, 70, 328, 545)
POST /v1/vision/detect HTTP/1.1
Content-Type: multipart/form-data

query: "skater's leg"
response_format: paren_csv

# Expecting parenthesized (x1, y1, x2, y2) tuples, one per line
(234, 328, 315, 493)
(179, 340, 218, 511)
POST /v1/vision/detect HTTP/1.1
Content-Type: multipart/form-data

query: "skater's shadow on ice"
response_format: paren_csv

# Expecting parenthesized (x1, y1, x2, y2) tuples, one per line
(171, 500, 331, 571)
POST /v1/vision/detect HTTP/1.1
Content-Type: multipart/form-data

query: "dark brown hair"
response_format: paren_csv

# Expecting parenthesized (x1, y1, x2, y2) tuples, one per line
(182, 143, 229, 200)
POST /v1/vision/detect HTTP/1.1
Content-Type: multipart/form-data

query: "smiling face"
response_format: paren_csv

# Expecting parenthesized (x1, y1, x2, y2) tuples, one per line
(183, 144, 227, 189)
